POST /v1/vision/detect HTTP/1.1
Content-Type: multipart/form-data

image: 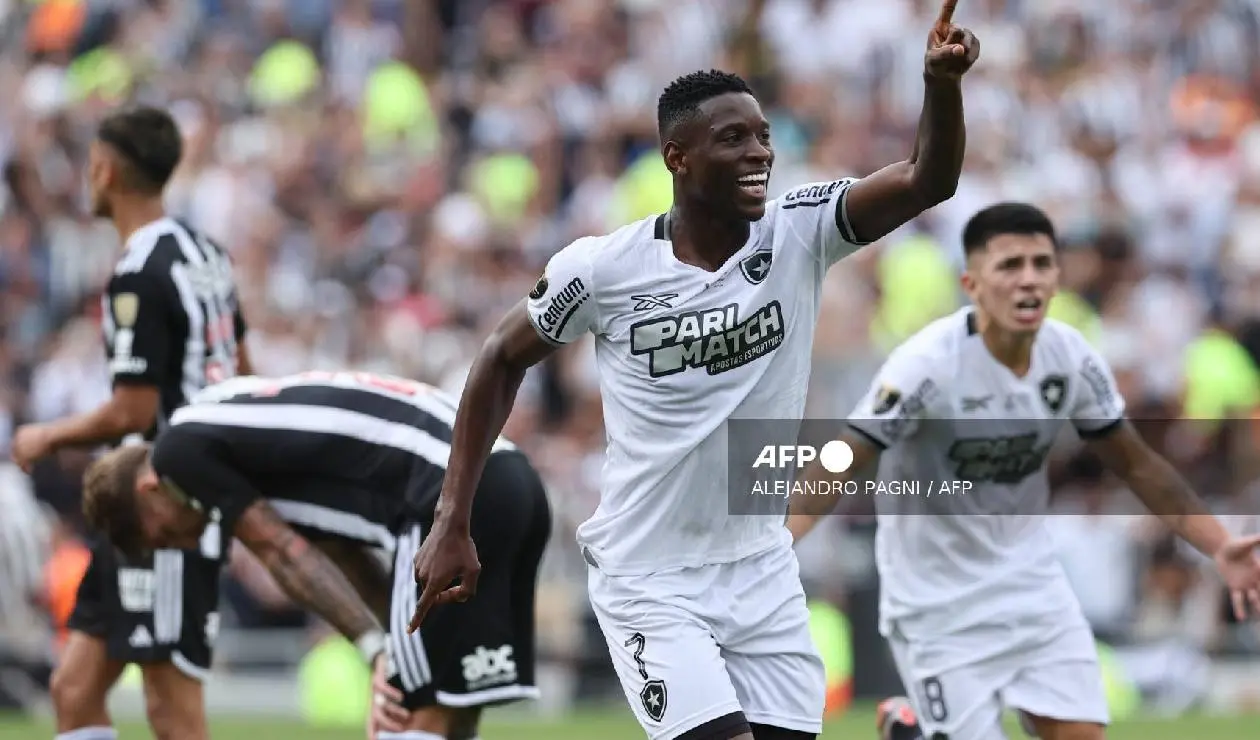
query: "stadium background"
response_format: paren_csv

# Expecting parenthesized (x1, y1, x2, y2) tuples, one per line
(3, 0, 1260, 736)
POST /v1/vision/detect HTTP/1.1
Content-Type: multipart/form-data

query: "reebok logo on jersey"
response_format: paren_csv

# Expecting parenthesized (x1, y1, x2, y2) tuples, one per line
(630, 301, 785, 377)
(632, 293, 678, 311)
(461, 645, 518, 691)
(961, 394, 992, 412)
(535, 277, 589, 340)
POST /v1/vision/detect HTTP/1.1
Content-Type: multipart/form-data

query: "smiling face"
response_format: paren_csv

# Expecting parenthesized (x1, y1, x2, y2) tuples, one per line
(662, 91, 774, 222)
(961, 232, 1060, 337)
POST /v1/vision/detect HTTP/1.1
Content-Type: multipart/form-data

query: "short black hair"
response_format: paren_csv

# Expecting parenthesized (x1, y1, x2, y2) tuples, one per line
(657, 69, 754, 141)
(96, 106, 183, 193)
(961, 202, 1058, 257)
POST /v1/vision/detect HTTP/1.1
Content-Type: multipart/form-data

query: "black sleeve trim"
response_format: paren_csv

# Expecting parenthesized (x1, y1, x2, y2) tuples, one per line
(1075, 417, 1123, 440)
(834, 179, 876, 247)
(847, 422, 889, 450)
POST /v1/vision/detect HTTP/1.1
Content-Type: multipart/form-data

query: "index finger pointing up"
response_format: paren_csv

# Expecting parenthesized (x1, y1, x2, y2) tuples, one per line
(937, 0, 959, 27)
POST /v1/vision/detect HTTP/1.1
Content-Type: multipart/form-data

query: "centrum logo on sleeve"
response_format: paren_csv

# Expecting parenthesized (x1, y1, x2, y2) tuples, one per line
(536, 277, 588, 339)
(749, 440, 972, 497)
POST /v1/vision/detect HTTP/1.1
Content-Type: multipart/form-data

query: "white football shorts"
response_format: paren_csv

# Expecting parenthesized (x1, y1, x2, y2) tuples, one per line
(586, 541, 826, 739)
(886, 614, 1109, 739)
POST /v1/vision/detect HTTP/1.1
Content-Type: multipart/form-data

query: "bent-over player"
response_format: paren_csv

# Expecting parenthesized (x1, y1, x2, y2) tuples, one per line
(409, 3, 980, 739)
(789, 202, 1260, 740)
(80, 371, 550, 740)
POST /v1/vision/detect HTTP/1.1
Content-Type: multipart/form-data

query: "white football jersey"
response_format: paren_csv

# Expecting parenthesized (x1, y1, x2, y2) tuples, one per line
(848, 307, 1126, 640)
(527, 178, 868, 575)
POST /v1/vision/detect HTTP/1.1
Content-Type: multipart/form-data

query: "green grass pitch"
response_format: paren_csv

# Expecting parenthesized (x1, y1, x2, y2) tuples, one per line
(3, 704, 1258, 739)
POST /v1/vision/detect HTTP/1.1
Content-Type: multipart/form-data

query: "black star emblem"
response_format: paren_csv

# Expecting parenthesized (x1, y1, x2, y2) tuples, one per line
(739, 250, 773, 284)
(1039, 375, 1068, 414)
(640, 679, 668, 722)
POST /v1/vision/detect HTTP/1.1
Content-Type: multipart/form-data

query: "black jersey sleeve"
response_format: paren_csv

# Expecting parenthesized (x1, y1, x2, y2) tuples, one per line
(105, 270, 176, 388)
(150, 426, 262, 534)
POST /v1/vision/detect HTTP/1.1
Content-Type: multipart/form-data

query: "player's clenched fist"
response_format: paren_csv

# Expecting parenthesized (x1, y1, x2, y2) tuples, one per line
(924, 0, 979, 80)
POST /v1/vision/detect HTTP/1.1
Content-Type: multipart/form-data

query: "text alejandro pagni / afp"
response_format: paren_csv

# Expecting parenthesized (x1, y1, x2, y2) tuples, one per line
(748, 478, 972, 497)
(748, 442, 971, 496)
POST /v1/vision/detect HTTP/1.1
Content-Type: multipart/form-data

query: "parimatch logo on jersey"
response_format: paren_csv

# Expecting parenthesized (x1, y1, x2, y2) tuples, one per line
(946, 433, 1051, 485)
(630, 301, 785, 377)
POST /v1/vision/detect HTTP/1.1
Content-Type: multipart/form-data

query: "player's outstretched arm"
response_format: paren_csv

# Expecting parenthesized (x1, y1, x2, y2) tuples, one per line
(1088, 421, 1260, 618)
(841, 0, 978, 244)
(787, 431, 881, 543)
(233, 499, 389, 660)
(408, 301, 561, 631)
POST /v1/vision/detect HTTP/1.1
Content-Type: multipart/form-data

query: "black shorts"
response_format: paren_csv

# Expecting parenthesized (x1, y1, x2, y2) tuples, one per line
(66, 528, 228, 680)
(387, 450, 552, 709)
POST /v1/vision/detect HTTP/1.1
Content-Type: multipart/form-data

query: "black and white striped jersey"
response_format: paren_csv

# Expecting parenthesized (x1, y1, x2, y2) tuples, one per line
(149, 371, 517, 550)
(102, 217, 247, 440)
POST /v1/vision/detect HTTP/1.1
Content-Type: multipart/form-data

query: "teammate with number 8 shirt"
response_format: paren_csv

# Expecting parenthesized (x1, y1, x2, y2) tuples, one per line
(789, 203, 1260, 740)
(76, 371, 551, 740)
(408, 2, 979, 739)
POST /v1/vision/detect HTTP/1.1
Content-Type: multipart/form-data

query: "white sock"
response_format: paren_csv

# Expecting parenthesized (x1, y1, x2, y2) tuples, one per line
(55, 728, 118, 740)
(376, 733, 445, 740)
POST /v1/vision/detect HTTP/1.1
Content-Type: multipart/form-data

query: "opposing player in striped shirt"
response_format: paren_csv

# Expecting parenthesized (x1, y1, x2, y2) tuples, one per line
(78, 370, 551, 740)
(12, 107, 250, 740)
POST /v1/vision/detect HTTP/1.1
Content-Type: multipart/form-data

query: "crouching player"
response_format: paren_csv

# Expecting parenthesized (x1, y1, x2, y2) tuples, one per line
(80, 370, 551, 739)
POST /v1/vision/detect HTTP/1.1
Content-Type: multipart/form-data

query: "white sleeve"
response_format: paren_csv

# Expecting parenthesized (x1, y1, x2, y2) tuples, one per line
(1071, 341, 1126, 438)
(847, 349, 941, 449)
(526, 239, 599, 345)
(778, 177, 871, 269)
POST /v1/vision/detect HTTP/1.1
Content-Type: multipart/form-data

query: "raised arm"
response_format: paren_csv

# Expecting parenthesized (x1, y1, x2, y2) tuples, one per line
(842, 0, 978, 244)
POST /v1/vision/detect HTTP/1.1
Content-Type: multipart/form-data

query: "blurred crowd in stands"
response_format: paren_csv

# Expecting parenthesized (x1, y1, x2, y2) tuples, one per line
(3, 0, 1260, 713)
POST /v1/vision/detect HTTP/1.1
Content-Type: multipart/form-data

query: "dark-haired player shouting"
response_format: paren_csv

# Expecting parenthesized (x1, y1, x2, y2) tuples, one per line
(790, 203, 1260, 740)
(410, 3, 978, 739)
(12, 106, 249, 740)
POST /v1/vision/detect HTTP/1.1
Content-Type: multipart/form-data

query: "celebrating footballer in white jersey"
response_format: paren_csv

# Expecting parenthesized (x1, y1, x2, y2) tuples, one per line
(789, 202, 1260, 740)
(409, 4, 980, 738)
